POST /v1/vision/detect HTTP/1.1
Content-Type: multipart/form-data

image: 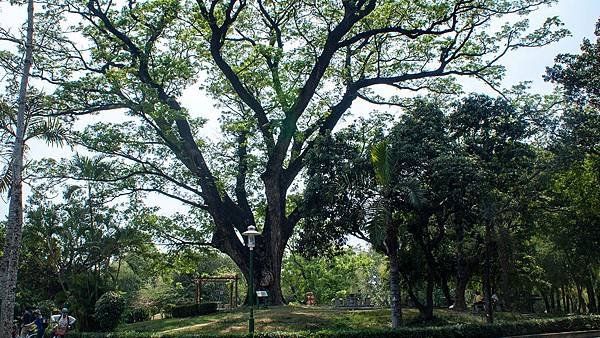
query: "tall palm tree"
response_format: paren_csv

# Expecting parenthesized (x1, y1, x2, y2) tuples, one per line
(0, 0, 35, 334)
(370, 140, 402, 328)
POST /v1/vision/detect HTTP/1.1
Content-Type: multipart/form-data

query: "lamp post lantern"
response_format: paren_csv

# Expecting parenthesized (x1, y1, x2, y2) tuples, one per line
(242, 225, 260, 335)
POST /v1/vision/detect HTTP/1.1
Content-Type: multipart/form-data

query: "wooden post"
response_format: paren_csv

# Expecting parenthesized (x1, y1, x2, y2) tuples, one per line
(234, 275, 238, 307)
(195, 279, 199, 304)
(199, 279, 203, 304)
(230, 280, 234, 308)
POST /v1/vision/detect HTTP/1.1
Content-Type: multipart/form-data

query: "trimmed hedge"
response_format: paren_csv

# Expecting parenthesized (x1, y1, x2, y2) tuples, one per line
(171, 303, 218, 318)
(66, 315, 600, 338)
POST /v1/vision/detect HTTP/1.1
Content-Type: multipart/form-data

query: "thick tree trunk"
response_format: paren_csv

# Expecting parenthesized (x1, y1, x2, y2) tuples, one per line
(424, 273, 435, 320)
(213, 224, 288, 305)
(0, 0, 34, 335)
(454, 246, 471, 311)
(248, 241, 286, 305)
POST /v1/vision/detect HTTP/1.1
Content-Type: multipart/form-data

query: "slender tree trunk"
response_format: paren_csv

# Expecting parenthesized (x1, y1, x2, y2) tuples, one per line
(402, 272, 427, 317)
(560, 285, 569, 313)
(553, 289, 557, 312)
(587, 273, 597, 314)
(576, 283, 586, 314)
(440, 273, 454, 307)
(454, 223, 470, 311)
(496, 224, 512, 310)
(550, 287, 556, 312)
(0, 1, 34, 335)
(386, 222, 402, 328)
(483, 220, 493, 323)
(114, 256, 122, 289)
(558, 287, 563, 313)
(541, 289, 550, 313)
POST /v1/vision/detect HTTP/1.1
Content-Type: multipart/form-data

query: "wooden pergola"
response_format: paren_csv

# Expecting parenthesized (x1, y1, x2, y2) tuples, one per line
(195, 275, 239, 308)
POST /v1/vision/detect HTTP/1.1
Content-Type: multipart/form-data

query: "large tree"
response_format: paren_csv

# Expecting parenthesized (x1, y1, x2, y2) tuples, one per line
(54, 0, 566, 304)
(449, 94, 543, 321)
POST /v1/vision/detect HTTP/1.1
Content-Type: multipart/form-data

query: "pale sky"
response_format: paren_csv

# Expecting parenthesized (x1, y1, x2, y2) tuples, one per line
(1, 0, 599, 217)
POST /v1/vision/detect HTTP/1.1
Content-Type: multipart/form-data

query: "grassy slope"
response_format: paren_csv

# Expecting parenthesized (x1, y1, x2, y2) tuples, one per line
(118, 306, 547, 336)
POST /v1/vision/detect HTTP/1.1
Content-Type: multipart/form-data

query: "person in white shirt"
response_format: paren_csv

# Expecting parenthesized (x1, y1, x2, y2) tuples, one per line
(51, 308, 76, 338)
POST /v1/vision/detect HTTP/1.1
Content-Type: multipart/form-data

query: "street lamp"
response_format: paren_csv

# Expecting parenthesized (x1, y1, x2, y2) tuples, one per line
(242, 225, 260, 335)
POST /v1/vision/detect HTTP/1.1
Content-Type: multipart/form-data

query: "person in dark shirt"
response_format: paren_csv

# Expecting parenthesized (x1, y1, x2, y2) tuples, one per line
(33, 309, 45, 338)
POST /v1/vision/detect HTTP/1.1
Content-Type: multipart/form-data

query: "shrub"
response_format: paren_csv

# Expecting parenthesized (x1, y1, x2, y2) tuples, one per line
(123, 307, 152, 324)
(170, 302, 218, 318)
(94, 291, 126, 332)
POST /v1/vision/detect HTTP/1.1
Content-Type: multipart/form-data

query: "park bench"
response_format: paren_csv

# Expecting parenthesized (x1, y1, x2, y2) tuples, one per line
(334, 295, 374, 309)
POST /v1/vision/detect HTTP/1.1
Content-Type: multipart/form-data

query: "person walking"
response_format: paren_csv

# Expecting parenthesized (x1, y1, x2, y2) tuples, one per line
(51, 308, 75, 338)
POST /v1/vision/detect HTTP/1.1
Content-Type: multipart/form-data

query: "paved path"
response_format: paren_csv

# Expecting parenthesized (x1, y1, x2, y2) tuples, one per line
(506, 330, 600, 338)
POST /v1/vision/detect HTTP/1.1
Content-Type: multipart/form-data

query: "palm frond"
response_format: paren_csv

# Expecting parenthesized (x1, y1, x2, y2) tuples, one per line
(371, 140, 391, 187)
(0, 164, 13, 195)
(72, 153, 111, 180)
(27, 117, 70, 146)
(365, 197, 388, 247)
(397, 177, 426, 209)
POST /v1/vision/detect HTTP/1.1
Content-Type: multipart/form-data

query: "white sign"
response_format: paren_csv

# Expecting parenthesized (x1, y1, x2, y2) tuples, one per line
(256, 291, 268, 297)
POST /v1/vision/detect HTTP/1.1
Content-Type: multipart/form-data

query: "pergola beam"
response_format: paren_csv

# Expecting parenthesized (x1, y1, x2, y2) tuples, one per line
(196, 275, 240, 308)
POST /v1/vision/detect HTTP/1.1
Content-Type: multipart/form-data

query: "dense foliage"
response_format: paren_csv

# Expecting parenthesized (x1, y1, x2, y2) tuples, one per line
(281, 249, 388, 305)
(300, 72, 599, 320)
(95, 291, 126, 332)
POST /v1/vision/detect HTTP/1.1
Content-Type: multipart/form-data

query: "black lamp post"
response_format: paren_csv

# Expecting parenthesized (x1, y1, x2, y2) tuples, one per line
(242, 225, 260, 335)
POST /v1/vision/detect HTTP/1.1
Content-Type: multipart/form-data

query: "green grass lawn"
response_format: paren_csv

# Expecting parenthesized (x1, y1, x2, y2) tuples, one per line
(118, 306, 553, 336)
